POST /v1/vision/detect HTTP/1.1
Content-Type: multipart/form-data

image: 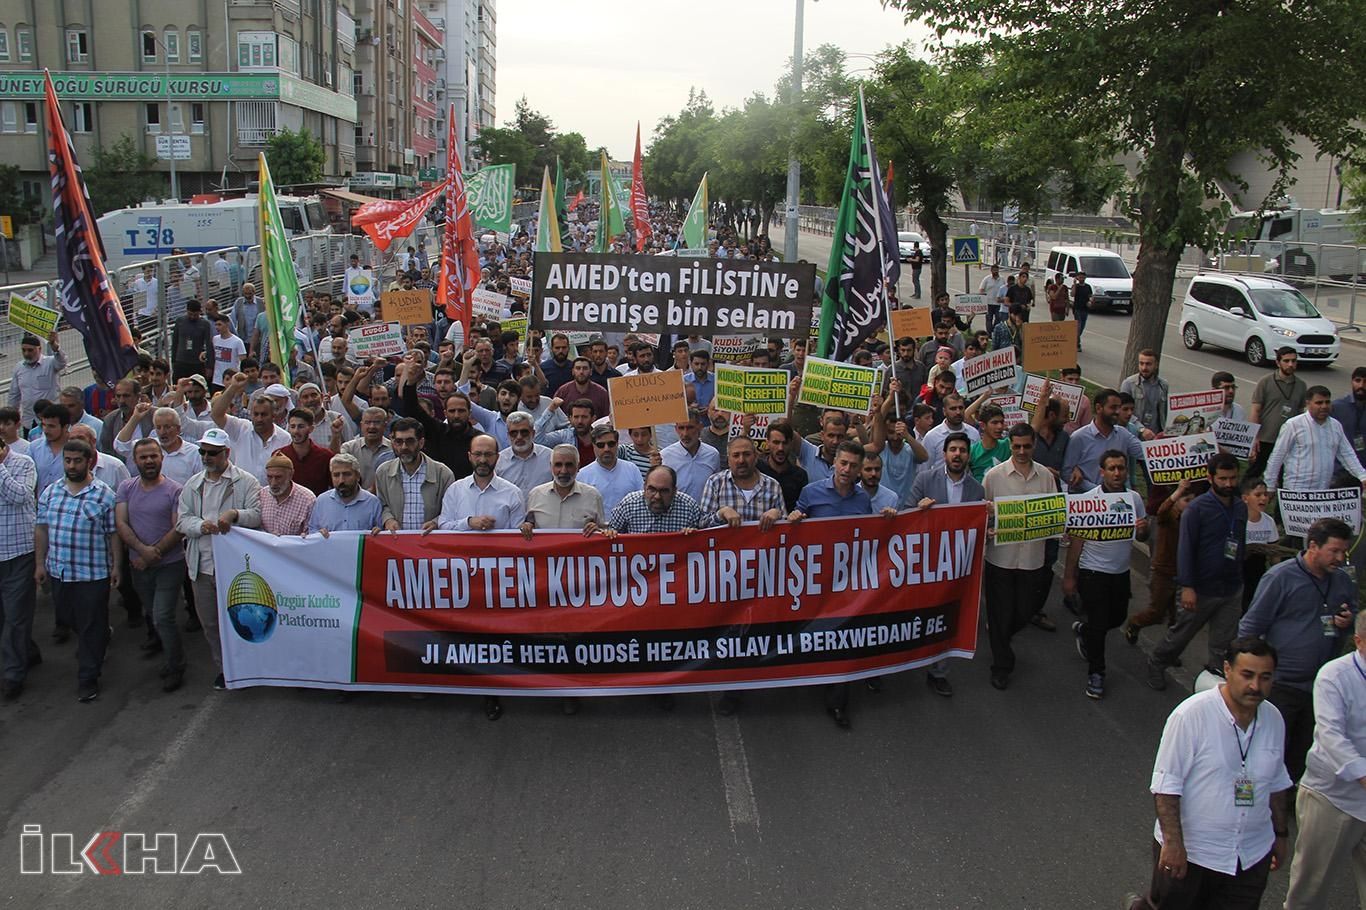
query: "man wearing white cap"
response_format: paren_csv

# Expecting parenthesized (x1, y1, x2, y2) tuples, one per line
(210, 372, 291, 484)
(176, 426, 261, 689)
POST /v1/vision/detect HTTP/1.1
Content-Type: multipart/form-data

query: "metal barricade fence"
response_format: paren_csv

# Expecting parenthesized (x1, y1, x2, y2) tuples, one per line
(0, 231, 404, 399)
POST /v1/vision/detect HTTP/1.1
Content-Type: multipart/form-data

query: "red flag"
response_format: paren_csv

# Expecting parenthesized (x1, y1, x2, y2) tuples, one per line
(884, 159, 895, 195)
(630, 123, 652, 252)
(43, 70, 138, 386)
(351, 179, 448, 252)
(435, 104, 482, 328)
(568, 190, 585, 212)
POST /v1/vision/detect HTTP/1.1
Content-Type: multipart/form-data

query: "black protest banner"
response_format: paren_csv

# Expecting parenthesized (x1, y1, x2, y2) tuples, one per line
(531, 252, 815, 338)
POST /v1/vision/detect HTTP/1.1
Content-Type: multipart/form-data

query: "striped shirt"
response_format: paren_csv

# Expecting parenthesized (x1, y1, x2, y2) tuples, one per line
(1264, 413, 1366, 492)
(36, 478, 117, 581)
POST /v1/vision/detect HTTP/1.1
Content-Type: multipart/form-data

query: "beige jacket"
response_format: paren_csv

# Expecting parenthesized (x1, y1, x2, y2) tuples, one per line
(374, 454, 454, 527)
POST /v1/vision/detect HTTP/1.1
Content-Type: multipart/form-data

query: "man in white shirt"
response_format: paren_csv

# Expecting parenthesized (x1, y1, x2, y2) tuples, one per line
(1284, 611, 1366, 908)
(115, 405, 200, 485)
(577, 425, 643, 514)
(1127, 638, 1292, 910)
(435, 435, 524, 532)
(210, 372, 292, 483)
(1264, 385, 1366, 495)
(661, 416, 721, 504)
(922, 395, 982, 469)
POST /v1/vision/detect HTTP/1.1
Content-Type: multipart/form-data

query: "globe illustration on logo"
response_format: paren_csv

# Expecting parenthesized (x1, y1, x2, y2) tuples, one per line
(226, 555, 278, 643)
(349, 274, 371, 296)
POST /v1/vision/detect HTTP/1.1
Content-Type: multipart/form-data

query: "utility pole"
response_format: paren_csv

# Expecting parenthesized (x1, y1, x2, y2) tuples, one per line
(782, 0, 803, 264)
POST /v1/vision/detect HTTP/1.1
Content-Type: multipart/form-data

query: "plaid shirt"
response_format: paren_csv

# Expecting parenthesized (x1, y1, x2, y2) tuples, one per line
(698, 471, 785, 528)
(609, 490, 702, 534)
(401, 461, 427, 530)
(259, 482, 317, 536)
(36, 478, 117, 581)
(0, 451, 37, 561)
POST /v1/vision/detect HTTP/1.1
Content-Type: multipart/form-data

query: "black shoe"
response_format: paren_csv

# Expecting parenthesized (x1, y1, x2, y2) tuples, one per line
(52, 625, 71, 644)
(484, 696, 503, 721)
(212, 673, 226, 691)
(926, 674, 953, 697)
(2, 680, 22, 701)
(865, 676, 882, 693)
(990, 672, 1009, 691)
(829, 707, 851, 729)
(162, 670, 184, 693)
(561, 697, 579, 716)
(185, 616, 203, 633)
(716, 693, 739, 716)
(1029, 612, 1057, 632)
(1062, 593, 1083, 617)
(77, 681, 99, 703)
(655, 693, 676, 713)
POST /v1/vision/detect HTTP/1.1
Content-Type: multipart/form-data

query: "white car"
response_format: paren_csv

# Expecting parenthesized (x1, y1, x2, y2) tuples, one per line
(1180, 274, 1340, 366)
(898, 231, 927, 262)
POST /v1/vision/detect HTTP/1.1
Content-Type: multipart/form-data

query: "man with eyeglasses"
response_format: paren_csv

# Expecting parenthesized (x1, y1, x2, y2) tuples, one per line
(577, 425, 643, 514)
(1249, 347, 1306, 478)
(496, 411, 552, 494)
(435, 434, 524, 534)
(1211, 371, 1245, 422)
(175, 427, 262, 690)
(340, 406, 394, 490)
(374, 418, 454, 534)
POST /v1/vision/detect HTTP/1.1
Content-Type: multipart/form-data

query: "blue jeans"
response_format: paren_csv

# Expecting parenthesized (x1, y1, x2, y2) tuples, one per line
(1073, 305, 1089, 346)
(0, 552, 35, 683)
(51, 577, 111, 686)
(132, 561, 186, 673)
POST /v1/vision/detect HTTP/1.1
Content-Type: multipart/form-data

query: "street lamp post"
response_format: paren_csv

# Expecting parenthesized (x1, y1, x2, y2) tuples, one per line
(782, 0, 803, 264)
(165, 49, 179, 201)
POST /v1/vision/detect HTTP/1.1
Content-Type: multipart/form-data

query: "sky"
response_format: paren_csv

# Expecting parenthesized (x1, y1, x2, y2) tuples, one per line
(494, 1, 934, 160)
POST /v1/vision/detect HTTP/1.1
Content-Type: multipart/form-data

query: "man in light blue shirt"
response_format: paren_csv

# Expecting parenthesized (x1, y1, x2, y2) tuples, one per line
(684, 350, 715, 414)
(307, 453, 383, 535)
(577, 426, 643, 514)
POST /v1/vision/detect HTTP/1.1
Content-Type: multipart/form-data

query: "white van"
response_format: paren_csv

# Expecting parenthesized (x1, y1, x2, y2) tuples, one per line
(1180, 273, 1340, 366)
(97, 195, 330, 273)
(1044, 246, 1133, 313)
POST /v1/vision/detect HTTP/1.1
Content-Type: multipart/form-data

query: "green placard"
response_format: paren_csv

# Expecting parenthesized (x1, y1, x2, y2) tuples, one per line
(6, 292, 59, 336)
(796, 355, 881, 415)
(993, 493, 1067, 544)
(714, 365, 790, 416)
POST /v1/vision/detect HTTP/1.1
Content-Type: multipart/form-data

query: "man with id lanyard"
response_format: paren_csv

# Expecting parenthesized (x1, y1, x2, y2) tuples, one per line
(1239, 518, 1357, 790)
(1126, 638, 1293, 910)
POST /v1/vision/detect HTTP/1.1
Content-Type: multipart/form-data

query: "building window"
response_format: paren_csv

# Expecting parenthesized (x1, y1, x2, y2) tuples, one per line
(142, 30, 157, 62)
(164, 28, 180, 63)
(0, 27, 10, 62)
(237, 32, 277, 70)
(72, 102, 94, 133)
(190, 103, 205, 134)
(65, 28, 89, 63)
(145, 103, 161, 133)
(17, 26, 32, 61)
(354, 125, 363, 145)
(235, 100, 278, 146)
(187, 29, 202, 62)
(0, 103, 17, 134)
(278, 34, 297, 74)
(170, 103, 184, 133)
(22, 102, 37, 134)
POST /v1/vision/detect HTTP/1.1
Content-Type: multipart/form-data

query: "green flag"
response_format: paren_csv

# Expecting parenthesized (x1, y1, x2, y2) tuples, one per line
(465, 163, 516, 235)
(554, 156, 568, 237)
(257, 153, 301, 382)
(536, 166, 562, 253)
(594, 151, 626, 252)
(682, 172, 709, 249)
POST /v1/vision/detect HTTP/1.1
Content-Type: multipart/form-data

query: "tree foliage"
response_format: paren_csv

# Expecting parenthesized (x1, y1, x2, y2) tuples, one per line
(471, 96, 592, 191)
(887, 0, 1366, 376)
(83, 134, 167, 216)
(265, 128, 325, 186)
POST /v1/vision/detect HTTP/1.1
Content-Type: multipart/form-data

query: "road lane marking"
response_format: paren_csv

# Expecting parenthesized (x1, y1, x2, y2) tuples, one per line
(710, 696, 760, 841)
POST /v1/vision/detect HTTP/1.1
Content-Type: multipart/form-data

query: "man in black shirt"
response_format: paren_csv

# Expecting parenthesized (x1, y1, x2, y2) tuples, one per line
(170, 299, 213, 381)
(1071, 272, 1092, 351)
(539, 333, 574, 392)
(757, 420, 809, 511)
(399, 358, 478, 480)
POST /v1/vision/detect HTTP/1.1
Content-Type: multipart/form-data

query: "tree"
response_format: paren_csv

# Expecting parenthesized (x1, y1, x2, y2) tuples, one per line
(265, 128, 325, 186)
(0, 165, 41, 226)
(471, 97, 591, 191)
(645, 89, 719, 203)
(83, 134, 166, 216)
(888, 0, 1366, 377)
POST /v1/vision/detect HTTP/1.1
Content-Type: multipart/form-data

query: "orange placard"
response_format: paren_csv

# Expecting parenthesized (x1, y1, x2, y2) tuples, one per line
(380, 289, 434, 325)
(1022, 321, 1079, 373)
(889, 307, 933, 340)
(608, 371, 690, 430)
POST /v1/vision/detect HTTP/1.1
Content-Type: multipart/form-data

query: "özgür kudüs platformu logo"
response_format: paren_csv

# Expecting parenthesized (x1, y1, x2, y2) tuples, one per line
(226, 554, 278, 644)
(19, 825, 240, 874)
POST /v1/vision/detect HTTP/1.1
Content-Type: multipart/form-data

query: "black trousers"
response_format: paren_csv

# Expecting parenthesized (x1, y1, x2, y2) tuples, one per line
(1137, 841, 1272, 910)
(1078, 569, 1131, 676)
(985, 563, 1047, 676)
(1269, 683, 1315, 785)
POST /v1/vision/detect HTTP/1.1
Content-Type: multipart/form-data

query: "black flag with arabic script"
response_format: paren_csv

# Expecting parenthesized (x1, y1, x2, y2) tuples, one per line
(818, 90, 900, 361)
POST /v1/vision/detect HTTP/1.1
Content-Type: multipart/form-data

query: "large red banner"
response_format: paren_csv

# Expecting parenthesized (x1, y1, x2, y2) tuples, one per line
(355, 505, 986, 695)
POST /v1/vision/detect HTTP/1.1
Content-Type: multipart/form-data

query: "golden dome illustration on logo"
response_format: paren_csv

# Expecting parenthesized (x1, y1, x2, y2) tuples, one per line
(226, 554, 278, 643)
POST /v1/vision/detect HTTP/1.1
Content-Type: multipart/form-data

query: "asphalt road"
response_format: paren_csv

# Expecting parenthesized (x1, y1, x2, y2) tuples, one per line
(771, 224, 1358, 403)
